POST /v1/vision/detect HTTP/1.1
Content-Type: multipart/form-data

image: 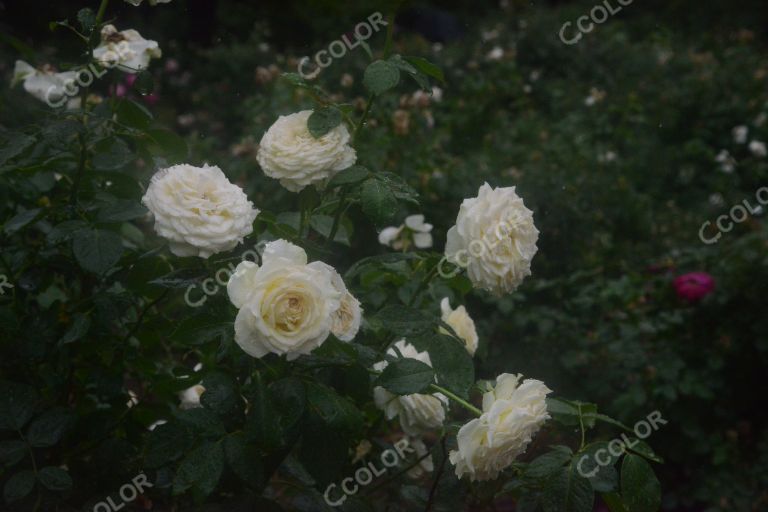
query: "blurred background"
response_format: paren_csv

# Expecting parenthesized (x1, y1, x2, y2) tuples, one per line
(2, 0, 768, 510)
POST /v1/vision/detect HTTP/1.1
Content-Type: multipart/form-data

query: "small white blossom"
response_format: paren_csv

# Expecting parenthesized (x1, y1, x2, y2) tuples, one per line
(93, 25, 162, 73)
(749, 140, 767, 157)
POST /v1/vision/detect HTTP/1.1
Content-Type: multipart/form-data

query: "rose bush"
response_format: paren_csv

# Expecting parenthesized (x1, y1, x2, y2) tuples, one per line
(0, 1, 676, 511)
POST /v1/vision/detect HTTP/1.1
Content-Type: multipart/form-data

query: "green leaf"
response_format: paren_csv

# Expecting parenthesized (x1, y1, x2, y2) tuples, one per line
(403, 56, 445, 83)
(525, 446, 572, 481)
(0, 133, 35, 167)
(145, 128, 188, 162)
(547, 397, 598, 428)
(3, 209, 41, 235)
(3, 470, 35, 503)
(620, 454, 661, 512)
(173, 408, 226, 438)
(626, 439, 663, 463)
(327, 165, 370, 188)
(574, 442, 619, 493)
(172, 441, 224, 498)
(72, 228, 124, 274)
(0, 440, 26, 468)
(58, 313, 91, 345)
(144, 421, 194, 469)
(0, 381, 38, 430)
(418, 334, 475, 398)
(76, 8, 95, 32)
(542, 465, 595, 512)
(304, 382, 363, 435)
(47, 220, 88, 244)
(602, 492, 629, 512)
(310, 215, 350, 245)
(92, 137, 133, 171)
(389, 55, 429, 90)
(224, 433, 264, 487)
(375, 305, 436, 335)
(26, 408, 74, 447)
(308, 107, 342, 138)
(360, 178, 398, 226)
(96, 200, 147, 224)
(376, 358, 434, 394)
(114, 99, 154, 130)
(363, 60, 400, 95)
(200, 372, 240, 419)
(38, 466, 72, 491)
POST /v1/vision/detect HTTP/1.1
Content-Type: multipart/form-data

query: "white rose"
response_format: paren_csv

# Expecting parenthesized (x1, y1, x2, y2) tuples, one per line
(449, 374, 551, 481)
(406, 437, 434, 479)
(732, 125, 748, 144)
(12, 60, 77, 107)
(749, 140, 767, 158)
(378, 214, 433, 250)
(125, 0, 171, 5)
(178, 384, 205, 409)
(93, 25, 162, 73)
(227, 240, 346, 360)
(445, 183, 539, 295)
(373, 340, 448, 436)
(141, 163, 259, 258)
(439, 298, 479, 355)
(256, 110, 356, 192)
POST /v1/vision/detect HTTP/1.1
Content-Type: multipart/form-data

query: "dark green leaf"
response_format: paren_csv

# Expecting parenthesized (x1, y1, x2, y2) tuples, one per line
(403, 56, 445, 83)
(72, 228, 124, 274)
(620, 454, 661, 512)
(418, 334, 475, 398)
(327, 165, 370, 188)
(58, 314, 91, 345)
(575, 442, 619, 493)
(26, 408, 74, 447)
(363, 60, 400, 95)
(172, 441, 224, 498)
(38, 466, 72, 491)
(96, 199, 147, 223)
(114, 99, 154, 130)
(3, 470, 35, 503)
(144, 421, 194, 469)
(200, 372, 240, 418)
(360, 178, 398, 226)
(376, 358, 434, 394)
(224, 432, 264, 487)
(3, 209, 41, 235)
(542, 465, 594, 512)
(0, 381, 38, 430)
(0, 440, 26, 468)
(92, 137, 133, 171)
(308, 107, 342, 138)
(525, 447, 572, 481)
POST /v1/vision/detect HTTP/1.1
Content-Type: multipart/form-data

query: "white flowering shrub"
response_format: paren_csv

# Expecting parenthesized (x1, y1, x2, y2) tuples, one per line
(0, 2, 666, 511)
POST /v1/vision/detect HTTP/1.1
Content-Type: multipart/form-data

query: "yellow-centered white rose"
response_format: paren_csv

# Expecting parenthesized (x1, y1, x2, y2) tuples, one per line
(440, 298, 479, 355)
(450, 374, 551, 481)
(227, 240, 360, 360)
(141, 163, 259, 258)
(256, 110, 356, 192)
(445, 183, 539, 296)
(373, 340, 448, 436)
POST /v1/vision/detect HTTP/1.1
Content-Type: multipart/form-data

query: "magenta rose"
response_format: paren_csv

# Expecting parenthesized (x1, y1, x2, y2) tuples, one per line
(673, 272, 715, 302)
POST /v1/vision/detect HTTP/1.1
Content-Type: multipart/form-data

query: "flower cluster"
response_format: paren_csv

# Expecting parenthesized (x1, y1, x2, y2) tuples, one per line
(378, 214, 434, 250)
(227, 240, 361, 360)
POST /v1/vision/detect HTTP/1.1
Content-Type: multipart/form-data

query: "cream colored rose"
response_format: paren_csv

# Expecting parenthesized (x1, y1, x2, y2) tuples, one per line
(449, 373, 551, 481)
(178, 384, 205, 409)
(445, 183, 539, 296)
(12, 61, 77, 107)
(373, 340, 448, 436)
(406, 437, 434, 478)
(439, 298, 479, 355)
(142, 164, 259, 258)
(227, 240, 358, 360)
(313, 262, 362, 341)
(93, 25, 162, 73)
(256, 110, 356, 192)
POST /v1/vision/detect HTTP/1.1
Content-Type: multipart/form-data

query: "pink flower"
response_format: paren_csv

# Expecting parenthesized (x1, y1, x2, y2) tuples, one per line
(124, 74, 138, 87)
(114, 83, 128, 97)
(673, 272, 715, 302)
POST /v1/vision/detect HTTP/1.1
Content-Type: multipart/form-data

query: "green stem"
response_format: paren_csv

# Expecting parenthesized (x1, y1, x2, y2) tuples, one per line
(95, 0, 110, 26)
(430, 383, 482, 417)
(354, 93, 377, 145)
(325, 189, 347, 246)
(383, 10, 397, 59)
(578, 402, 586, 450)
(408, 264, 439, 307)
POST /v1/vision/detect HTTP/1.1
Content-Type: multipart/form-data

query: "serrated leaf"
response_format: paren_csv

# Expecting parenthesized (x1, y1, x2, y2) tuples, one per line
(38, 466, 72, 491)
(0, 441, 26, 468)
(376, 358, 434, 394)
(620, 454, 661, 512)
(3, 470, 35, 502)
(58, 314, 91, 345)
(4, 209, 41, 235)
(92, 137, 133, 171)
(363, 60, 400, 95)
(360, 178, 398, 226)
(403, 56, 445, 83)
(308, 107, 342, 138)
(114, 98, 153, 130)
(525, 448, 572, 480)
(26, 408, 73, 447)
(542, 466, 595, 512)
(172, 441, 224, 498)
(72, 228, 124, 274)
(327, 165, 370, 188)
